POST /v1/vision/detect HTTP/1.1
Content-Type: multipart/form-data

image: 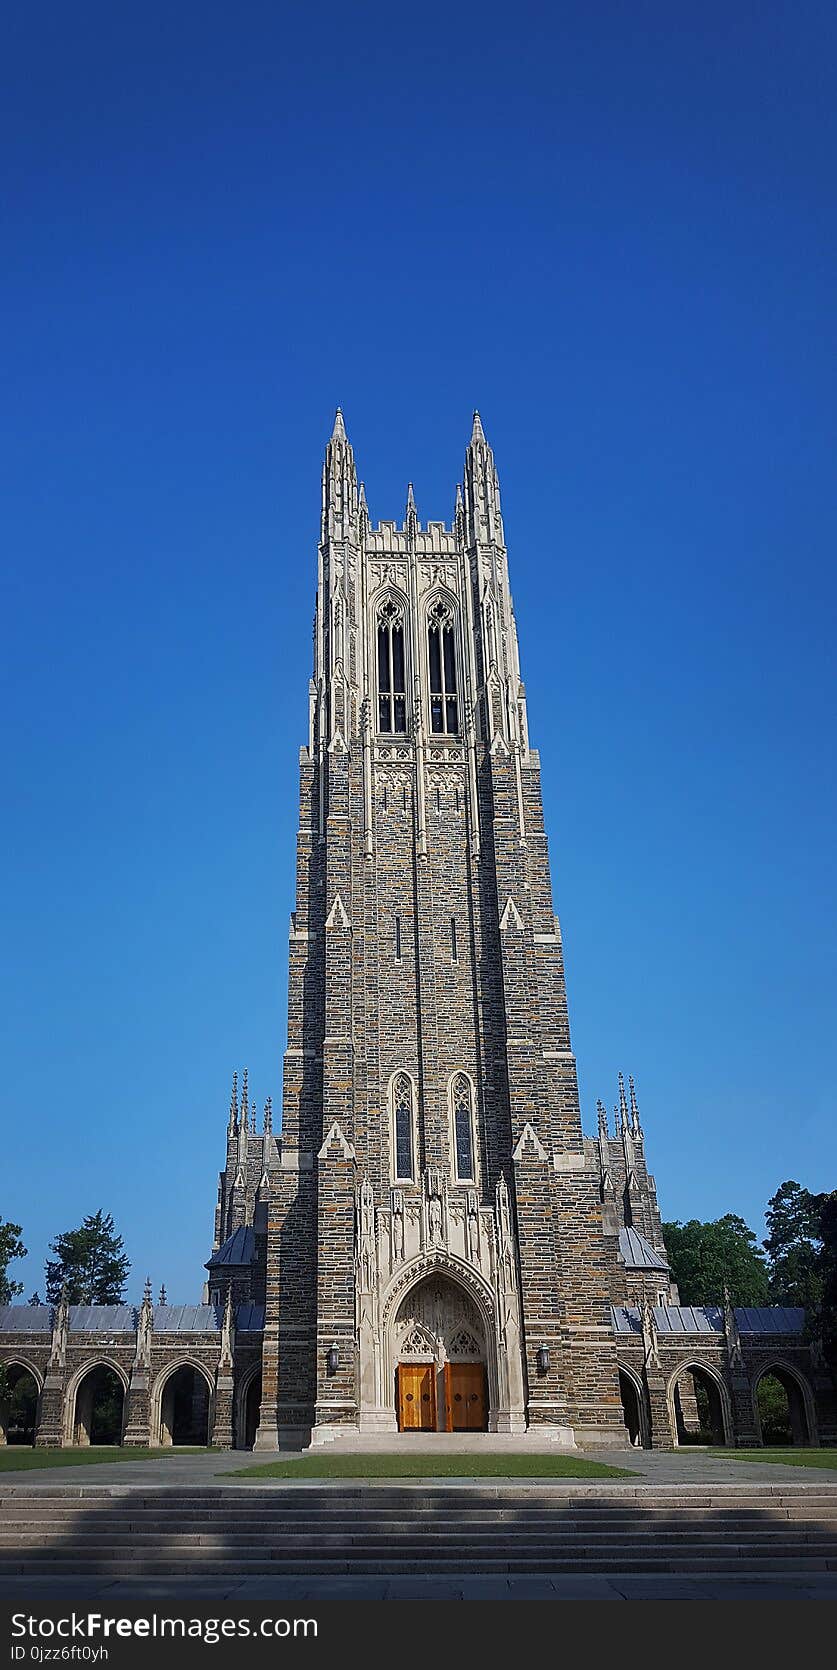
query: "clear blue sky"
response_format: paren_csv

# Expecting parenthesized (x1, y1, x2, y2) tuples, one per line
(1, 3, 834, 1304)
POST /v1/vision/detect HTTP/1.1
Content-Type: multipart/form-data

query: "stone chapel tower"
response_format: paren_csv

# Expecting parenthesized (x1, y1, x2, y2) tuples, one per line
(254, 411, 628, 1448)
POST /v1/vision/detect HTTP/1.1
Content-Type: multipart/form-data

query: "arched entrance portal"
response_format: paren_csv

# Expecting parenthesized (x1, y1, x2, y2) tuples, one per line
(0, 1364, 40, 1445)
(392, 1274, 488, 1432)
(72, 1365, 125, 1446)
(670, 1363, 730, 1446)
(755, 1367, 812, 1446)
(159, 1365, 211, 1447)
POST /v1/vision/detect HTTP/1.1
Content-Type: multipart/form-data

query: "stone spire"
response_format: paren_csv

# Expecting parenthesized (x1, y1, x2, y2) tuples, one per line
(618, 1072, 629, 1131)
(228, 1071, 238, 1136)
(240, 1069, 249, 1130)
(263, 1096, 273, 1135)
(470, 409, 485, 444)
(158, 1283, 167, 1306)
(321, 406, 358, 542)
(629, 1074, 642, 1138)
(404, 481, 418, 531)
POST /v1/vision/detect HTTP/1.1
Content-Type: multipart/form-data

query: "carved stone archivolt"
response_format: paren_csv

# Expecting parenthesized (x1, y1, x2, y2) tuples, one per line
(393, 1275, 485, 1366)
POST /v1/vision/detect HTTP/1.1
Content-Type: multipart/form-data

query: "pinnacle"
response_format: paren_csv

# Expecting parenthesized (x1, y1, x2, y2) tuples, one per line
(331, 407, 346, 441)
(405, 482, 417, 521)
(470, 409, 485, 444)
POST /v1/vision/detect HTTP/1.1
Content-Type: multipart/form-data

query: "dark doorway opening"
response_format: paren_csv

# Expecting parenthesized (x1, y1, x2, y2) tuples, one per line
(73, 1366, 124, 1445)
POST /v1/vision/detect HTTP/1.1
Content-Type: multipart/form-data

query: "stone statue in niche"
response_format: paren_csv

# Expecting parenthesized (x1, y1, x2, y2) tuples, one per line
(466, 1189, 480, 1264)
(391, 1190, 404, 1264)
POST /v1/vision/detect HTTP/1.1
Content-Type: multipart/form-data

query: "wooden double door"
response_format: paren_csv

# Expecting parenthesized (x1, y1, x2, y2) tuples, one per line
(397, 1363, 487, 1432)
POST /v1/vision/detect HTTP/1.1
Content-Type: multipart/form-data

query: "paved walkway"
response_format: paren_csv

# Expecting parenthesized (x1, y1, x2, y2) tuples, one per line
(3, 1446, 837, 1488)
(1, 1573, 836, 1599)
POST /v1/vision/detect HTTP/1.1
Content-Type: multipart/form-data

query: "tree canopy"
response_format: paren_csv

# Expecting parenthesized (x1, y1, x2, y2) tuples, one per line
(45, 1210, 130, 1306)
(814, 1189, 837, 1369)
(0, 1218, 27, 1305)
(662, 1214, 769, 1306)
(764, 1180, 823, 1309)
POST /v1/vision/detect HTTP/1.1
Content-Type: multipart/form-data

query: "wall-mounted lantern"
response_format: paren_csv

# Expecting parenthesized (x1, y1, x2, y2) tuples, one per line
(326, 1345, 339, 1376)
(536, 1346, 550, 1376)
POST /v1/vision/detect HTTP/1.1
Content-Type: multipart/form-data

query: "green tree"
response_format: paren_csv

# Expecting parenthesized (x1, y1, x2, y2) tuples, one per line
(812, 1189, 837, 1370)
(764, 1180, 823, 1308)
(0, 1218, 27, 1304)
(662, 1214, 769, 1306)
(45, 1211, 130, 1305)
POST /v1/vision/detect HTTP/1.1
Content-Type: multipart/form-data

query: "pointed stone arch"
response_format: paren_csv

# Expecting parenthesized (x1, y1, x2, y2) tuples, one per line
(149, 1357, 215, 1448)
(234, 1361, 263, 1449)
(381, 1250, 501, 1431)
(752, 1359, 817, 1447)
(0, 1357, 43, 1446)
(666, 1358, 733, 1448)
(616, 1359, 651, 1449)
(64, 1358, 129, 1447)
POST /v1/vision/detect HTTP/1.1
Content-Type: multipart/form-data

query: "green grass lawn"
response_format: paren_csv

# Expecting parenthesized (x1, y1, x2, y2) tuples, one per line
(230, 1452, 635, 1480)
(0, 1447, 211, 1471)
(703, 1448, 837, 1471)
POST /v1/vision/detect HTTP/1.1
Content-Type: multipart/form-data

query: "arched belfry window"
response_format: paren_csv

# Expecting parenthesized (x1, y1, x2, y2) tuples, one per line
(428, 600, 458, 734)
(377, 598, 407, 734)
(451, 1072, 476, 1182)
(392, 1072, 416, 1182)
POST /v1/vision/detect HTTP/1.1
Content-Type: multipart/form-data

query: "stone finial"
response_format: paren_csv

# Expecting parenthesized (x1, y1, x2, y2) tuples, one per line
(331, 407, 346, 441)
(158, 1283, 167, 1305)
(723, 1281, 743, 1369)
(404, 482, 418, 528)
(629, 1074, 642, 1137)
(143, 1275, 152, 1306)
(470, 410, 485, 445)
(228, 1071, 238, 1134)
(358, 481, 368, 522)
(618, 1071, 629, 1130)
(49, 1284, 70, 1370)
(240, 1069, 249, 1130)
(220, 1285, 235, 1369)
(263, 1096, 273, 1134)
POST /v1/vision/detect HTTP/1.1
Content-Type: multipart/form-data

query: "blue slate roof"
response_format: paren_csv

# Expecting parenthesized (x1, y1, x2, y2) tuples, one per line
(618, 1227, 669, 1271)
(611, 1304, 805, 1337)
(68, 1305, 136, 1332)
(0, 1305, 51, 1332)
(236, 1303, 265, 1331)
(206, 1225, 256, 1270)
(153, 1304, 220, 1333)
(0, 1299, 265, 1337)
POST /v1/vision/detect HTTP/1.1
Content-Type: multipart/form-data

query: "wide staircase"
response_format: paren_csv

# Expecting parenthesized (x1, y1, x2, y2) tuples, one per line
(2, 1485, 837, 1578)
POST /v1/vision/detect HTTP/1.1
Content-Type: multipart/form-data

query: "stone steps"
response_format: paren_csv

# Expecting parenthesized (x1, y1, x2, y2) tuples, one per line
(3, 1485, 837, 1577)
(2, 1556, 837, 1576)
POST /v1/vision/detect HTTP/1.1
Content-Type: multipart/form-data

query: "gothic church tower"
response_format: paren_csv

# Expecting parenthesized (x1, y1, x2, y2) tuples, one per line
(255, 412, 627, 1447)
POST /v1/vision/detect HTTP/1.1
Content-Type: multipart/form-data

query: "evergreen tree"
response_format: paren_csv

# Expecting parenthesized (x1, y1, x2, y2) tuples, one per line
(662, 1214, 769, 1306)
(813, 1190, 837, 1369)
(45, 1211, 130, 1305)
(0, 1218, 27, 1304)
(764, 1180, 823, 1309)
